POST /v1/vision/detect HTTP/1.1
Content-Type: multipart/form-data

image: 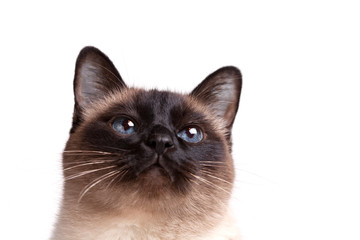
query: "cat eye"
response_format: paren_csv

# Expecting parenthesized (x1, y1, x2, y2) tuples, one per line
(112, 118, 136, 135)
(177, 126, 203, 143)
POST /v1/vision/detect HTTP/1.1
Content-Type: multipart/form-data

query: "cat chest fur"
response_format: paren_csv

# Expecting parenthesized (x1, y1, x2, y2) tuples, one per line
(55, 209, 239, 240)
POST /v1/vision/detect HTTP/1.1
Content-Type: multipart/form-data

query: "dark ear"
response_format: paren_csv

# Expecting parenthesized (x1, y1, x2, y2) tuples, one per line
(71, 46, 126, 133)
(190, 66, 242, 140)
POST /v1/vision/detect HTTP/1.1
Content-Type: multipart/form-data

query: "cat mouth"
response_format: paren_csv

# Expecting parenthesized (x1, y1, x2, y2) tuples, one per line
(138, 160, 174, 184)
(143, 163, 171, 178)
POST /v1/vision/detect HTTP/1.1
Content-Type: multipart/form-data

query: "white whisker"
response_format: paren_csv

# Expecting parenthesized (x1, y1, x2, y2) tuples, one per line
(63, 150, 113, 155)
(199, 161, 223, 164)
(189, 173, 231, 195)
(63, 158, 120, 166)
(105, 168, 129, 190)
(65, 165, 117, 181)
(200, 170, 233, 185)
(78, 170, 119, 203)
(63, 161, 110, 171)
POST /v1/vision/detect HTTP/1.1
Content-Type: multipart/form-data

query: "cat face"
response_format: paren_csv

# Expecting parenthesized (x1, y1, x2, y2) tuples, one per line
(63, 47, 241, 213)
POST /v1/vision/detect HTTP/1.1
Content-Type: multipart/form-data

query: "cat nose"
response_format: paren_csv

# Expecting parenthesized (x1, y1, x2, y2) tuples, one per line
(147, 127, 174, 155)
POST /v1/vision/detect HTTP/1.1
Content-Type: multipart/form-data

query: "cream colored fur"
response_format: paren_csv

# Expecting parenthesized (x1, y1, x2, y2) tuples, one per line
(52, 207, 240, 240)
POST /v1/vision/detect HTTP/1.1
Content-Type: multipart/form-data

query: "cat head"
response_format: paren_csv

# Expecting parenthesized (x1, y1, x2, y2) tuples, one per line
(63, 47, 242, 213)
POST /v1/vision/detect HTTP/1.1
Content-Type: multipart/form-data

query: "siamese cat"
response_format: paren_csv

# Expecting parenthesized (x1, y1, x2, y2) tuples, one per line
(52, 46, 242, 240)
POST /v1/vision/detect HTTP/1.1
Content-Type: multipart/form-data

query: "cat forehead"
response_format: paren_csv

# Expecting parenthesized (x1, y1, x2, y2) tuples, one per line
(83, 88, 207, 122)
(136, 89, 185, 111)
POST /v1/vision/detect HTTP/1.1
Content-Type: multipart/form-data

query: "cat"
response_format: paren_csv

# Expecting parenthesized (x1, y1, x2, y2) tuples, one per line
(51, 46, 242, 240)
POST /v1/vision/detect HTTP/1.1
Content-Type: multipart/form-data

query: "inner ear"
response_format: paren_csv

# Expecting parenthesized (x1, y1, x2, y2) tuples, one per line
(190, 66, 242, 131)
(71, 46, 126, 133)
(74, 46, 126, 108)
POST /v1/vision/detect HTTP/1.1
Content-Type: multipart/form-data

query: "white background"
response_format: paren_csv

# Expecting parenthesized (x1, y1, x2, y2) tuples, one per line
(1, 1, 359, 239)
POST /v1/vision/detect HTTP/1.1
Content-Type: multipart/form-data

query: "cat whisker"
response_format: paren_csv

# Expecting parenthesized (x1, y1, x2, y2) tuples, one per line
(200, 170, 233, 186)
(78, 170, 119, 203)
(105, 172, 121, 190)
(177, 164, 198, 177)
(198, 161, 224, 164)
(63, 153, 116, 157)
(189, 173, 231, 195)
(63, 150, 114, 155)
(199, 164, 224, 168)
(188, 178, 200, 186)
(63, 161, 111, 171)
(65, 165, 117, 181)
(63, 158, 118, 165)
(198, 162, 225, 168)
(105, 168, 129, 190)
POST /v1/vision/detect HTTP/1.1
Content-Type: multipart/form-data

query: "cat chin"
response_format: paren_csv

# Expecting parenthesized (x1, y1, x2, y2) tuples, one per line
(139, 164, 171, 182)
(136, 166, 172, 196)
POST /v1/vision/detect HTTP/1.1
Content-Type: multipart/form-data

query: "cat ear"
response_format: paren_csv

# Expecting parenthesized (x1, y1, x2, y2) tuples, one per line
(190, 66, 242, 135)
(71, 46, 126, 133)
(74, 46, 126, 108)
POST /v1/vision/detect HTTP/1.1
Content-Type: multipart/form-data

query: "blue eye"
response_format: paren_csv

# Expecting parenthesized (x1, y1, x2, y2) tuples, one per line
(112, 118, 136, 135)
(177, 127, 203, 143)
